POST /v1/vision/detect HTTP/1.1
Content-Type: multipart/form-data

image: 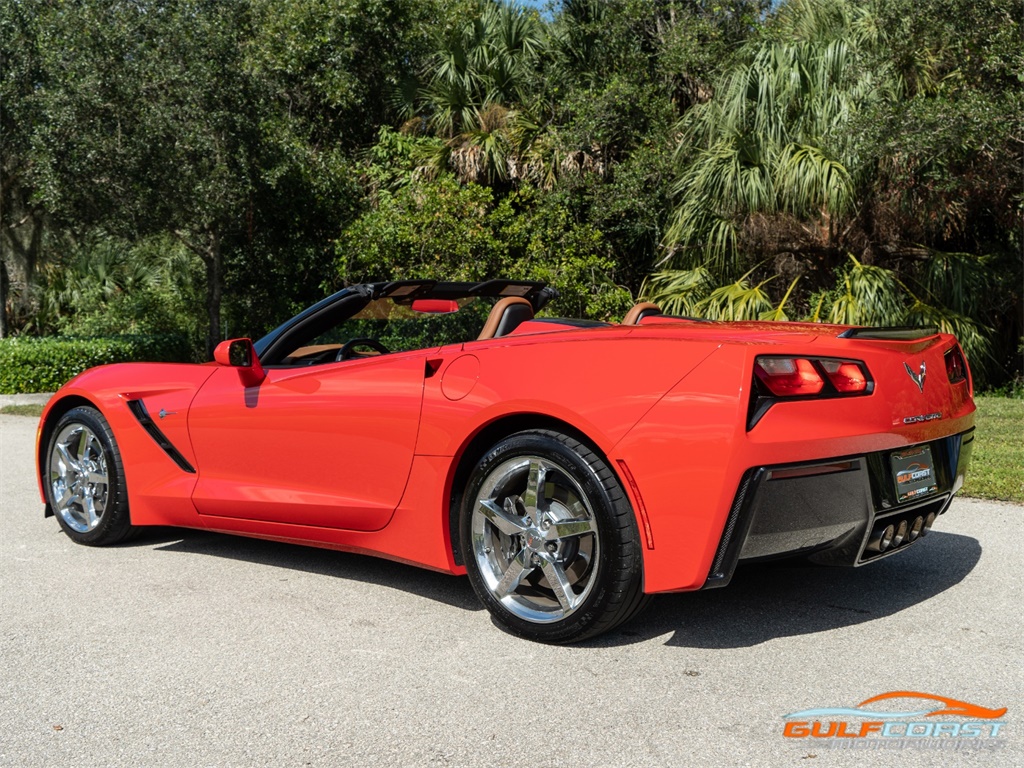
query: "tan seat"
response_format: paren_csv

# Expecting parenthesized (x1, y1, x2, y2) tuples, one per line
(621, 301, 662, 325)
(477, 297, 535, 340)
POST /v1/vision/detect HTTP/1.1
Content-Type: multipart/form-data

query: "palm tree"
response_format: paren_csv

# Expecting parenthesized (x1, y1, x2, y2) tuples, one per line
(664, 0, 889, 276)
(651, 0, 1000, 379)
(419, 1, 543, 138)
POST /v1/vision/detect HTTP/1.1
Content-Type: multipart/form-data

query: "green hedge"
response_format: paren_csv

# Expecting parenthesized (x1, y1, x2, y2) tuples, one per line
(0, 335, 192, 394)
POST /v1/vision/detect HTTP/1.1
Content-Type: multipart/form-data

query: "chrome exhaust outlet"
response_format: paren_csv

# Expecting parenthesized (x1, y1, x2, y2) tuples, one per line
(922, 511, 937, 535)
(892, 520, 908, 547)
(867, 524, 896, 553)
(908, 516, 925, 542)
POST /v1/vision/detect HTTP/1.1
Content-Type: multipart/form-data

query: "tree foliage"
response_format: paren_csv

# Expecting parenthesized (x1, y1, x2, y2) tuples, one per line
(1, 0, 1019, 387)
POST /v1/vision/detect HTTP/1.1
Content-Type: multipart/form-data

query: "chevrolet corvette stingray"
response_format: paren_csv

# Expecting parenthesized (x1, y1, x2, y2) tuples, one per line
(36, 279, 975, 642)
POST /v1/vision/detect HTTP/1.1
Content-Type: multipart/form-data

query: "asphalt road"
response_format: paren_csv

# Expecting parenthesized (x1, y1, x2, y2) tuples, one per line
(1, 412, 1020, 767)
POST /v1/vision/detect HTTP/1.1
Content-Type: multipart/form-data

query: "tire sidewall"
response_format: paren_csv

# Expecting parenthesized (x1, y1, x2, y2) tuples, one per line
(460, 430, 632, 643)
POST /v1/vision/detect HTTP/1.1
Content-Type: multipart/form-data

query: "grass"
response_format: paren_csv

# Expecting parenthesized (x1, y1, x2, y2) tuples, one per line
(1, 395, 1018, 502)
(0, 404, 44, 417)
(961, 394, 1023, 503)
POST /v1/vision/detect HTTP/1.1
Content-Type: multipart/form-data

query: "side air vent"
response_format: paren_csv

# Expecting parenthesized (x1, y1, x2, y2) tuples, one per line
(126, 400, 196, 473)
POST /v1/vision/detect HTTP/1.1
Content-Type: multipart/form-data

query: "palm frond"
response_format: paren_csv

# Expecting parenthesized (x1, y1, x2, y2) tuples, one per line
(641, 268, 714, 316)
(760, 275, 802, 321)
(826, 254, 906, 326)
(695, 270, 777, 321)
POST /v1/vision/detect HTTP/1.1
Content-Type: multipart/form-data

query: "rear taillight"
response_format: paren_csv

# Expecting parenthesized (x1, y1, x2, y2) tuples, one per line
(754, 356, 870, 396)
(749, 356, 873, 429)
(945, 345, 967, 384)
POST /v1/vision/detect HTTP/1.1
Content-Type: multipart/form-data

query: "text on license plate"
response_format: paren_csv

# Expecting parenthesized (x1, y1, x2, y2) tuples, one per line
(891, 444, 939, 502)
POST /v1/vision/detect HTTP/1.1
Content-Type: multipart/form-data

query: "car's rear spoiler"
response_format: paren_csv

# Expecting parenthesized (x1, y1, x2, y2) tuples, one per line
(837, 326, 939, 341)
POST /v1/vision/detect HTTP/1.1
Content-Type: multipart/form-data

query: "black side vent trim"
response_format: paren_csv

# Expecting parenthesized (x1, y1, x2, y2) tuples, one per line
(126, 399, 196, 474)
(703, 468, 763, 589)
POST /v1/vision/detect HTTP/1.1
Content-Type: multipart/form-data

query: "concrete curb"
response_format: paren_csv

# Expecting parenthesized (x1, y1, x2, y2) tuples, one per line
(0, 393, 54, 408)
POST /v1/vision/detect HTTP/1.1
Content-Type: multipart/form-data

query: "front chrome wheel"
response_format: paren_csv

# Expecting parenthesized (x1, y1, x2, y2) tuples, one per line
(50, 423, 110, 533)
(45, 406, 134, 546)
(472, 455, 600, 623)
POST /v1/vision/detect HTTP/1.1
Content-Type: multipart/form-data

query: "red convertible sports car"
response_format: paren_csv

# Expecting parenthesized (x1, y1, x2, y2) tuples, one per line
(36, 279, 975, 642)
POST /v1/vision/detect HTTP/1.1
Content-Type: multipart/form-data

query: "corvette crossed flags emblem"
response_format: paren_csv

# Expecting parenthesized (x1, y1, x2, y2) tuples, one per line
(904, 361, 927, 392)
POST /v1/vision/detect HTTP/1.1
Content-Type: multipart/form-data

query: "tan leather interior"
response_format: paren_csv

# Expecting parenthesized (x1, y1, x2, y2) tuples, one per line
(621, 301, 662, 325)
(477, 296, 535, 340)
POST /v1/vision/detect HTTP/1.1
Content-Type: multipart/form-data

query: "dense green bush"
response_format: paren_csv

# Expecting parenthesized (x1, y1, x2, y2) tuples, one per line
(335, 175, 633, 320)
(0, 335, 191, 394)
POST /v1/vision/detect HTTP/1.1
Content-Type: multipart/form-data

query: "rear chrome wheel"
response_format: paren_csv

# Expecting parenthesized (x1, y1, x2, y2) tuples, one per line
(472, 455, 600, 624)
(461, 430, 649, 643)
(46, 406, 134, 546)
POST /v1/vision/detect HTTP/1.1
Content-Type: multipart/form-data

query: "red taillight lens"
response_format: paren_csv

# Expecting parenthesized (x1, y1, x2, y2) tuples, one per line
(754, 357, 824, 396)
(820, 359, 869, 393)
(945, 345, 967, 384)
(754, 356, 871, 397)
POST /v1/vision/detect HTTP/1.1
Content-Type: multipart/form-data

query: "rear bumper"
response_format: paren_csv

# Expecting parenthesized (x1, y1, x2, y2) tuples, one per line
(703, 428, 975, 588)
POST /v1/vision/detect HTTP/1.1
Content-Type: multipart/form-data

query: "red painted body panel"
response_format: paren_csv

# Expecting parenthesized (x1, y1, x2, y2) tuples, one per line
(37, 316, 975, 595)
(188, 351, 426, 531)
(36, 364, 217, 527)
(610, 332, 974, 592)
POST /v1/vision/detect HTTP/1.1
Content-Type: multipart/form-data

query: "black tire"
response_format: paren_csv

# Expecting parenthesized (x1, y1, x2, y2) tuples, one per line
(459, 429, 649, 643)
(45, 406, 134, 546)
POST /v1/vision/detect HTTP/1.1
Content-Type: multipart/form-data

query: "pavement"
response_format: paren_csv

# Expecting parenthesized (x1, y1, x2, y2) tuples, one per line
(1, 411, 1020, 767)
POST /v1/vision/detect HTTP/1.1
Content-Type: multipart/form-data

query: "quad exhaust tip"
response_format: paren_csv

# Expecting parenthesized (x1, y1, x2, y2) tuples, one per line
(867, 524, 896, 553)
(893, 520, 909, 547)
(867, 513, 934, 555)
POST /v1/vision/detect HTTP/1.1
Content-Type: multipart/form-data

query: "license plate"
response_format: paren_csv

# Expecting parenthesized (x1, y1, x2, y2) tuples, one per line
(891, 445, 939, 502)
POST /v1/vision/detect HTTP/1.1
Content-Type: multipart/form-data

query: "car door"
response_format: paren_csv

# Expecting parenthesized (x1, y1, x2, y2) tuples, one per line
(187, 349, 427, 532)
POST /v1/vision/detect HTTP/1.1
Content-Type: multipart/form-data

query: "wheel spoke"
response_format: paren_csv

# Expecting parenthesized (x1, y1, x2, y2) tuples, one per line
(521, 460, 547, 515)
(76, 429, 89, 460)
(86, 471, 108, 486)
(56, 442, 79, 474)
(494, 549, 532, 598)
(478, 499, 527, 536)
(546, 518, 596, 540)
(55, 485, 75, 510)
(84, 496, 99, 528)
(86, 436, 104, 463)
(539, 555, 576, 613)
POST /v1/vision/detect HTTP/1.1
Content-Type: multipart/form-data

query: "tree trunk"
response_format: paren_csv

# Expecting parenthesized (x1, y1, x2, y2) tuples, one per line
(0, 260, 9, 338)
(0, 178, 44, 328)
(204, 231, 223, 358)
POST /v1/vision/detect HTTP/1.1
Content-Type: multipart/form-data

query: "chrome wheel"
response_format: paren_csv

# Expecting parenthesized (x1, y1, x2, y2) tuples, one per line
(471, 455, 600, 623)
(49, 423, 110, 534)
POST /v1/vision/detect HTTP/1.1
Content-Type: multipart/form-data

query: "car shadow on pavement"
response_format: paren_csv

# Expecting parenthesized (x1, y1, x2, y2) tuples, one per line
(588, 531, 982, 649)
(120, 527, 981, 644)
(130, 527, 483, 612)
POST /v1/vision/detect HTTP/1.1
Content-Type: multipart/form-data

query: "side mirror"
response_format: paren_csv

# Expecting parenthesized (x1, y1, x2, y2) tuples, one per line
(213, 338, 265, 386)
